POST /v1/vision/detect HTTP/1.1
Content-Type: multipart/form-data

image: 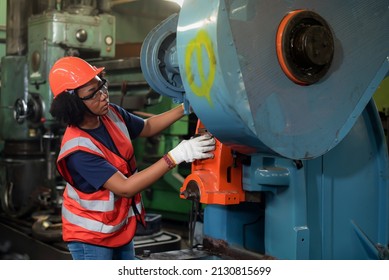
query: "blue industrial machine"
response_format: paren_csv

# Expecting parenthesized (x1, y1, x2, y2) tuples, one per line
(140, 0, 389, 259)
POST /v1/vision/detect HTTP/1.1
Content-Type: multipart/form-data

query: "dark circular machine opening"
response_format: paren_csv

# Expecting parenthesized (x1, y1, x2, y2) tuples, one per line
(276, 10, 334, 85)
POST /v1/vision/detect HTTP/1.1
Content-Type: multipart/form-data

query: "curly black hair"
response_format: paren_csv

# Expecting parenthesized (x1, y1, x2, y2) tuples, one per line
(49, 91, 89, 127)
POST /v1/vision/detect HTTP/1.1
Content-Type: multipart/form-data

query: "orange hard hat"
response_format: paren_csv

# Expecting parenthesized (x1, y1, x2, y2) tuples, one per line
(49, 56, 104, 97)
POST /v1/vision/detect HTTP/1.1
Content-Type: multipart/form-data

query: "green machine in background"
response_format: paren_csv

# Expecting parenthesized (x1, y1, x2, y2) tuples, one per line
(133, 97, 194, 222)
(0, 0, 115, 219)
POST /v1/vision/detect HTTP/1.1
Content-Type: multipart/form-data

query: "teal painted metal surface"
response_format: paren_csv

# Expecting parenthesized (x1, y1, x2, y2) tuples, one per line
(203, 203, 265, 255)
(28, 11, 115, 60)
(204, 100, 389, 259)
(175, 0, 389, 160)
(141, 13, 184, 103)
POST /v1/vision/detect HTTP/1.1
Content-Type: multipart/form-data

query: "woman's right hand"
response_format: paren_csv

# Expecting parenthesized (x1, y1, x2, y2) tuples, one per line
(168, 133, 216, 164)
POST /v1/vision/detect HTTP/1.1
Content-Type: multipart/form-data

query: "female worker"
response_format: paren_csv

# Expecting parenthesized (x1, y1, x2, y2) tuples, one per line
(48, 56, 215, 260)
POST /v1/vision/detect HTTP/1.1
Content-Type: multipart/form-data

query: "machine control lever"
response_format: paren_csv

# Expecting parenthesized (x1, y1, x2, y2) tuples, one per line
(351, 220, 389, 260)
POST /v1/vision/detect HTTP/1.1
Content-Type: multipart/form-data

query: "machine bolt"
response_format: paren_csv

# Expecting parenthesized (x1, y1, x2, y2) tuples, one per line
(142, 250, 151, 257)
(196, 245, 204, 251)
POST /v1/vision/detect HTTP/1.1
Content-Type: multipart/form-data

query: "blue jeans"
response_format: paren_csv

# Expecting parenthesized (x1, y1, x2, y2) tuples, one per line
(67, 240, 137, 260)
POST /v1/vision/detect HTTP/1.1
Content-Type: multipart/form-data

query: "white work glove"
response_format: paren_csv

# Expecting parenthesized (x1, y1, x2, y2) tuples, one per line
(168, 133, 216, 165)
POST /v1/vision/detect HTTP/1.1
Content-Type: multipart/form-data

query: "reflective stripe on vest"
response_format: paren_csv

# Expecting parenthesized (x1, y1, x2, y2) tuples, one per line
(62, 199, 143, 234)
(106, 109, 131, 141)
(59, 137, 104, 159)
(65, 183, 116, 211)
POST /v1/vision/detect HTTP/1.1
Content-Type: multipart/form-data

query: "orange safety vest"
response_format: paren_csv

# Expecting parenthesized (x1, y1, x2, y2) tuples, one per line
(57, 105, 146, 247)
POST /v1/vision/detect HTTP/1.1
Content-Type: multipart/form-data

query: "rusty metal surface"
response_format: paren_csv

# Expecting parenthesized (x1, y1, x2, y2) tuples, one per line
(203, 237, 276, 260)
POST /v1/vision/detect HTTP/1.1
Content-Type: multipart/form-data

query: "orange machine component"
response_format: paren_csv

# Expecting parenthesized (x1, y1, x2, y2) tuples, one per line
(180, 121, 245, 205)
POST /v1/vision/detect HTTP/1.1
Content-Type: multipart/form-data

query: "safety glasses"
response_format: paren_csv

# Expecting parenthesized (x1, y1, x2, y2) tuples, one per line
(79, 79, 108, 101)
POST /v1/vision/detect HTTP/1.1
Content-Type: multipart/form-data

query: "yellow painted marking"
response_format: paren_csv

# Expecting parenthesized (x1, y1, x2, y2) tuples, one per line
(184, 30, 216, 106)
